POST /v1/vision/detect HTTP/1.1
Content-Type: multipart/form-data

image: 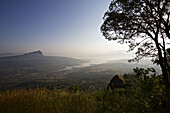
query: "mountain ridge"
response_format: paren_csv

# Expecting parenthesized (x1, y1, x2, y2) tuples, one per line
(0, 50, 44, 59)
(22, 50, 43, 56)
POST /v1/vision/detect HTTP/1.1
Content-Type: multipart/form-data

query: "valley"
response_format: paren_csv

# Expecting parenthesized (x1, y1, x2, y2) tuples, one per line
(0, 51, 161, 91)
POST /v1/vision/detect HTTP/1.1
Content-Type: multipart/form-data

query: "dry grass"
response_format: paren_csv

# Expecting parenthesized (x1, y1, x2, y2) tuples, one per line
(0, 88, 96, 113)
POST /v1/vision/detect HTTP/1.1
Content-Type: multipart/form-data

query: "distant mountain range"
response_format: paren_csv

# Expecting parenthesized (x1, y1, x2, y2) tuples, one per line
(0, 50, 44, 59)
(22, 50, 43, 56)
(0, 53, 21, 58)
(0, 50, 87, 70)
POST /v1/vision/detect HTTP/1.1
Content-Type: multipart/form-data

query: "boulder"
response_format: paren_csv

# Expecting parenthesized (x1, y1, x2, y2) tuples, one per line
(107, 75, 126, 90)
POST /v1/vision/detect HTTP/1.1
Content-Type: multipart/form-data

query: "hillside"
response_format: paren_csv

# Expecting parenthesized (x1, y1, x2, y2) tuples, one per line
(0, 51, 161, 90)
(0, 51, 166, 113)
(0, 50, 87, 90)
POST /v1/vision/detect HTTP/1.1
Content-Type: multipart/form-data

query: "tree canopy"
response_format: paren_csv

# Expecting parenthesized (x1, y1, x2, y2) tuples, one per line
(101, 0, 169, 60)
(101, 0, 170, 101)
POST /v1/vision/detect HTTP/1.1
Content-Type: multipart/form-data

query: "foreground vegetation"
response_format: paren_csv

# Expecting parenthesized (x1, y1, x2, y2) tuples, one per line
(0, 88, 96, 113)
(0, 88, 168, 113)
(0, 69, 169, 113)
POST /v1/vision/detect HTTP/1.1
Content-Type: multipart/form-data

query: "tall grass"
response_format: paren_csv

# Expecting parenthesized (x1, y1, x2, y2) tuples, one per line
(0, 88, 166, 113)
(0, 88, 96, 113)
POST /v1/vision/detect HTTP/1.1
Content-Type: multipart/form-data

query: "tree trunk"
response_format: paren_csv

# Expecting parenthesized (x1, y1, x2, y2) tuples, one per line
(156, 42, 170, 112)
(157, 44, 169, 89)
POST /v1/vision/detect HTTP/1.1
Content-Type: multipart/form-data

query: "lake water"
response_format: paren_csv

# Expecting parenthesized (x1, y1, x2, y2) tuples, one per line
(57, 59, 108, 72)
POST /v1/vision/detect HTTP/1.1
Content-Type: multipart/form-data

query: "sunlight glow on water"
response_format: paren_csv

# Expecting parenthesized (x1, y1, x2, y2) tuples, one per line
(57, 58, 109, 72)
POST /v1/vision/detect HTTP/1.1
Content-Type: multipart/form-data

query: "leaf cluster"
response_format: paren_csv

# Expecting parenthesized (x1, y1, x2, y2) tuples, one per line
(101, 0, 170, 61)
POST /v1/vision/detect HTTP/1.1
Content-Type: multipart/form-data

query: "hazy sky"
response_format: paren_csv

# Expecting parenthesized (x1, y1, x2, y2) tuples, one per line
(0, 0, 131, 58)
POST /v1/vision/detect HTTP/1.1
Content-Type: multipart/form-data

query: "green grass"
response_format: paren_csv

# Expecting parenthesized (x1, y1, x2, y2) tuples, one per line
(0, 87, 167, 113)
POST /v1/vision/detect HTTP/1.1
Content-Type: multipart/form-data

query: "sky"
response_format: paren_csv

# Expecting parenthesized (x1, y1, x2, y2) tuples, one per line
(0, 0, 131, 59)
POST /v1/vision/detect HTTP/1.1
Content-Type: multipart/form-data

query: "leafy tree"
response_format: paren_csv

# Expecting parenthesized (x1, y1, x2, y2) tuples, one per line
(101, 0, 169, 91)
(133, 67, 156, 81)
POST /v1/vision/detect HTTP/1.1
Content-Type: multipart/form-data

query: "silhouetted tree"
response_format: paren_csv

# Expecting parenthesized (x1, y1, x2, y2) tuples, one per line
(101, 0, 169, 111)
(101, 0, 169, 91)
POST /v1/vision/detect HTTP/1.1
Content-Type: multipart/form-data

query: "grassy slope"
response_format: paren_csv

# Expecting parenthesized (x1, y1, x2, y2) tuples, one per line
(0, 86, 167, 113)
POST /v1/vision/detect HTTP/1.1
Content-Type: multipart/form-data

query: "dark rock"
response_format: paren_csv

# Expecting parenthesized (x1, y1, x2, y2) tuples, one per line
(107, 75, 126, 90)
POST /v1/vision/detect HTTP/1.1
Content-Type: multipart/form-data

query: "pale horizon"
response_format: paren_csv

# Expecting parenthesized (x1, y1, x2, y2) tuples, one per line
(0, 0, 132, 60)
